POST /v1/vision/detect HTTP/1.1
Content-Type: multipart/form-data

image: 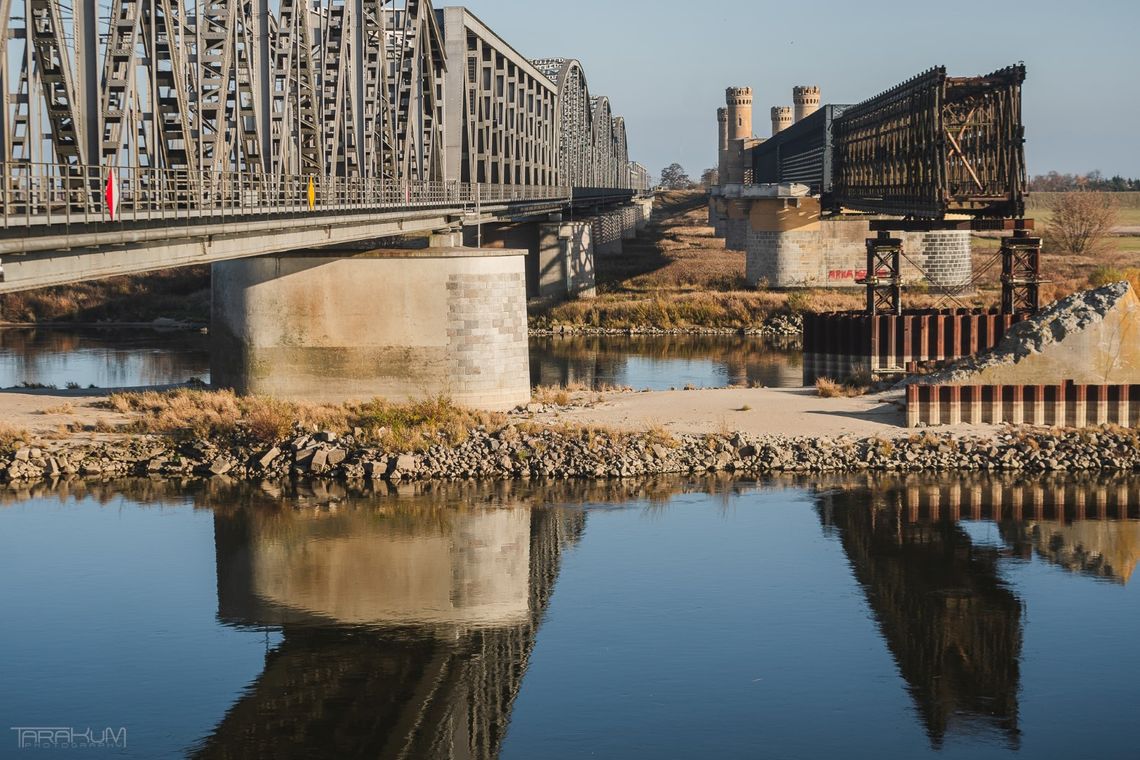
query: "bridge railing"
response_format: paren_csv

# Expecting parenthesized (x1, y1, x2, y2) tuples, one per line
(0, 162, 571, 230)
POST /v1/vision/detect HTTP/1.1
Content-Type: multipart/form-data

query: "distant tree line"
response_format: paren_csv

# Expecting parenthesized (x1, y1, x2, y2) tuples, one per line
(1030, 171, 1140, 192)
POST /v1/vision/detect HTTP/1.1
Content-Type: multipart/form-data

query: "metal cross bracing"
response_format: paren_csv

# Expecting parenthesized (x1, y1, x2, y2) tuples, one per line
(860, 231, 903, 316)
(0, 0, 642, 234)
(1000, 229, 1042, 316)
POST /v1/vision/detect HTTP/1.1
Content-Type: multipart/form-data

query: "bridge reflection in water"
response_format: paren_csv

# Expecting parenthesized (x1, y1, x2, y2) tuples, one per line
(196, 498, 585, 759)
(118, 474, 1140, 758)
(818, 476, 1140, 750)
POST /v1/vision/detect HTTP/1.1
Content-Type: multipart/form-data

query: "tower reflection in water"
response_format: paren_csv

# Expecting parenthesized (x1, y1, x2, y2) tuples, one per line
(196, 499, 584, 760)
(818, 477, 1140, 750)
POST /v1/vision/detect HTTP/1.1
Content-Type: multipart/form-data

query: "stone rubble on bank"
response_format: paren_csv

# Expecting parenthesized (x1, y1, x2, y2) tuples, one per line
(2, 424, 1138, 486)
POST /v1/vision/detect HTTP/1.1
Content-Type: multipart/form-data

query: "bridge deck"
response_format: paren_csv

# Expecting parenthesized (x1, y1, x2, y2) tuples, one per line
(0, 164, 635, 293)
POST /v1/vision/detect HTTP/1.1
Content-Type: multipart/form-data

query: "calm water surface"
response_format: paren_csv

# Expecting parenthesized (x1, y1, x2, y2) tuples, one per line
(0, 328, 210, 389)
(0, 329, 801, 391)
(1, 475, 1138, 758)
(530, 334, 801, 390)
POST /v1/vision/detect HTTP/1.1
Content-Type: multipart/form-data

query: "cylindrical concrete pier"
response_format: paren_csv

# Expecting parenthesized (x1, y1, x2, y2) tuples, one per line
(211, 248, 531, 410)
(915, 231, 972, 290)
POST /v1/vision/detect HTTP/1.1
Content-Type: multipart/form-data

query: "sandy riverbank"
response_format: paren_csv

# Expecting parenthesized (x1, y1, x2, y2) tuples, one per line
(0, 385, 996, 441)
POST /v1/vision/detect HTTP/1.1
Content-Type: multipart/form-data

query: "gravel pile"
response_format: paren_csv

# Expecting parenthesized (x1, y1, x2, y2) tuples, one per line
(912, 282, 1132, 386)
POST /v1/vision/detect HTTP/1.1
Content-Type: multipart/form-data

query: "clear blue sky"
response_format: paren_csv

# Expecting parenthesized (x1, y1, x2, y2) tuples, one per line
(472, 0, 1140, 182)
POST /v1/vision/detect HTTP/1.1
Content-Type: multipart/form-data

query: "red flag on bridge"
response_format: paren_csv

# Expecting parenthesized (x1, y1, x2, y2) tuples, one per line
(105, 170, 120, 221)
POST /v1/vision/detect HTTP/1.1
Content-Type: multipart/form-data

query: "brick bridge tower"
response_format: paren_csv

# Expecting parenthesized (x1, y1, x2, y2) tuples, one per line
(724, 87, 753, 184)
(771, 106, 792, 136)
(717, 107, 729, 185)
(793, 85, 821, 123)
(726, 86, 753, 141)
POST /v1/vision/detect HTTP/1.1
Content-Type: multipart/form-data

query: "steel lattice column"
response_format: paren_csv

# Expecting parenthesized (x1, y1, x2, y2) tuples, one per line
(1000, 230, 1042, 316)
(864, 231, 903, 316)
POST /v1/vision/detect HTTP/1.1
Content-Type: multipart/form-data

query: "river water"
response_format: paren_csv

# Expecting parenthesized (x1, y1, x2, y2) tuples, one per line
(1, 475, 1138, 758)
(0, 328, 802, 391)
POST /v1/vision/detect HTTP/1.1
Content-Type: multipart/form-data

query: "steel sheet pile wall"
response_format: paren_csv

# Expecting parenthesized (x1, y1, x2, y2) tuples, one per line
(830, 65, 1027, 219)
(803, 310, 1022, 383)
(907, 383, 1140, 428)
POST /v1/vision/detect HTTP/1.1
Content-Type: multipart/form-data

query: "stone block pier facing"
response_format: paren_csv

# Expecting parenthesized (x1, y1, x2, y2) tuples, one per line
(709, 185, 972, 290)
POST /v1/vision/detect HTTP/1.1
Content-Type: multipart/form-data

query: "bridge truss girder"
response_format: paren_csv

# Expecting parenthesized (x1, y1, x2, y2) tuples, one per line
(0, 0, 451, 185)
(0, 0, 642, 224)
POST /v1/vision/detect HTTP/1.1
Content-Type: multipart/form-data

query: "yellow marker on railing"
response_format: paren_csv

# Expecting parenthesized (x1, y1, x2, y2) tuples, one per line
(307, 177, 316, 210)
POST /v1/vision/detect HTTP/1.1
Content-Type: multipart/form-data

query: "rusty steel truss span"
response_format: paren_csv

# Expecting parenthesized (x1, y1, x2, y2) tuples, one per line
(0, 0, 640, 230)
(830, 64, 1028, 219)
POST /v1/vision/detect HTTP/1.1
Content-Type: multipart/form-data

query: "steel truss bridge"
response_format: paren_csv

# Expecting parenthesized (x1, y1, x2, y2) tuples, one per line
(0, 1, 647, 292)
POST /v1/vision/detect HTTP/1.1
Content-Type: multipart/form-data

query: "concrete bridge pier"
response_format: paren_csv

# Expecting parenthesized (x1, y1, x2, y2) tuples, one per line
(634, 198, 654, 233)
(590, 209, 624, 257)
(708, 193, 728, 237)
(474, 217, 596, 302)
(620, 206, 638, 241)
(723, 197, 753, 252)
(722, 185, 974, 289)
(210, 243, 532, 410)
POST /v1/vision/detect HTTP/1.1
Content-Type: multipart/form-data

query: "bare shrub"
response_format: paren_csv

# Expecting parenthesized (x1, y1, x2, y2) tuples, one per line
(1045, 193, 1119, 256)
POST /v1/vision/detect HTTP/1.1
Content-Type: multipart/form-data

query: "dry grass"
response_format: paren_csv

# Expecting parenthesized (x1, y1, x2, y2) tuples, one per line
(532, 382, 636, 406)
(972, 226, 1140, 305)
(957, 192, 1140, 306)
(645, 423, 679, 448)
(0, 423, 30, 449)
(102, 389, 504, 450)
(596, 191, 746, 292)
(40, 402, 75, 415)
(1087, 266, 1140, 292)
(545, 289, 877, 329)
(816, 376, 870, 398)
(1027, 192, 1140, 227)
(532, 385, 574, 406)
(539, 190, 1003, 327)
